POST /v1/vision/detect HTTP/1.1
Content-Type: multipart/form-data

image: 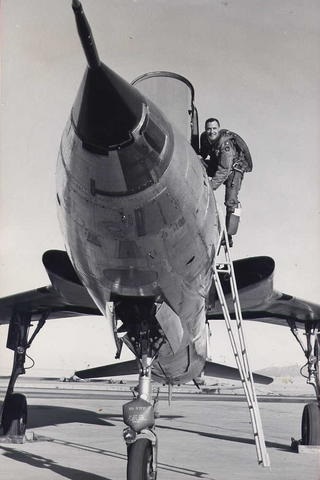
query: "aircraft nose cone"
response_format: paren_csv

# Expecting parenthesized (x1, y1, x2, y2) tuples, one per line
(72, 63, 145, 154)
(70, 0, 173, 197)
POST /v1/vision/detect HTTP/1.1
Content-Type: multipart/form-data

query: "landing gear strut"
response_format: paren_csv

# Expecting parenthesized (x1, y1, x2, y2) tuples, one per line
(0, 310, 47, 441)
(289, 321, 320, 446)
(124, 351, 158, 480)
(115, 298, 161, 480)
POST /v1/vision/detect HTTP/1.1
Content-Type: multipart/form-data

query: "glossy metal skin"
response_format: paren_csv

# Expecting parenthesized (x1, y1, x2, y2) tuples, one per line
(56, 8, 219, 384)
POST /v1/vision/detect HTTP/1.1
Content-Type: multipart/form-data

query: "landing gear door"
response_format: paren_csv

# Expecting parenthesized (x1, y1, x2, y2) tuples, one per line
(132, 71, 199, 153)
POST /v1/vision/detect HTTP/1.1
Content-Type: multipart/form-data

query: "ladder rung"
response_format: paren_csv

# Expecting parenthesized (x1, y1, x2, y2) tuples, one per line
(213, 208, 270, 467)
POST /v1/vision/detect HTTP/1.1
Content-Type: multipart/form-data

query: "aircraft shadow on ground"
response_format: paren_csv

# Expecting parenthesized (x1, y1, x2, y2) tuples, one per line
(3, 402, 293, 452)
(5, 402, 293, 453)
(157, 424, 294, 453)
(27, 405, 117, 428)
(0, 446, 112, 480)
(0, 432, 210, 479)
(24, 404, 184, 429)
(3, 404, 293, 477)
(0, 405, 208, 479)
(8, 438, 210, 479)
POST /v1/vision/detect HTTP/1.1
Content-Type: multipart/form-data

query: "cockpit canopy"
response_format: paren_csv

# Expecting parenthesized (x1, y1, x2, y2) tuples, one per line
(132, 71, 199, 153)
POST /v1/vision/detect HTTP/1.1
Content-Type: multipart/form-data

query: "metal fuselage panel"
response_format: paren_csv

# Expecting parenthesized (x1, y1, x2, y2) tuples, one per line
(56, 100, 219, 384)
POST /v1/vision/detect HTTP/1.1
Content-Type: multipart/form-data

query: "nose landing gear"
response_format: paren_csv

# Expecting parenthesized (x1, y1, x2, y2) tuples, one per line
(123, 354, 158, 480)
(116, 298, 161, 480)
(127, 437, 156, 480)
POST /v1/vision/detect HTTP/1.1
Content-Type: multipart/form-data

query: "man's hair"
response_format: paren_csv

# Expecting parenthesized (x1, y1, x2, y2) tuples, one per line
(205, 117, 220, 128)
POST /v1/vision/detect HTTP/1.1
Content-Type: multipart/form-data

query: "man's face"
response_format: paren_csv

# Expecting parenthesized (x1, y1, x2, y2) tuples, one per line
(206, 121, 220, 143)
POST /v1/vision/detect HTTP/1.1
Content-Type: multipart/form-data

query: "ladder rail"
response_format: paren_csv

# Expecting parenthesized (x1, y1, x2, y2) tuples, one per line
(225, 248, 258, 390)
(216, 208, 260, 394)
(212, 208, 270, 467)
(228, 253, 260, 403)
(213, 270, 268, 465)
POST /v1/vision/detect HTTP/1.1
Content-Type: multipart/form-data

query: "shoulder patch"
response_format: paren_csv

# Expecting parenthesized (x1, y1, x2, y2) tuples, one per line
(221, 140, 232, 152)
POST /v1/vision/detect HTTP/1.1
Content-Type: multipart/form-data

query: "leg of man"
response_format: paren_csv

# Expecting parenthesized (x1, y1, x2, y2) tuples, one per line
(224, 171, 243, 241)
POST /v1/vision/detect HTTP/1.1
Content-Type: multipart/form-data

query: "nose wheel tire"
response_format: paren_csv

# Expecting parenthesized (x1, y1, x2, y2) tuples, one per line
(1, 393, 27, 437)
(127, 438, 156, 480)
(301, 402, 320, 445)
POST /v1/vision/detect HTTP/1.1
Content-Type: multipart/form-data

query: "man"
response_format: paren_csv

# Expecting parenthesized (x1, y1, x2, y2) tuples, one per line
(200, 118, 252, 246)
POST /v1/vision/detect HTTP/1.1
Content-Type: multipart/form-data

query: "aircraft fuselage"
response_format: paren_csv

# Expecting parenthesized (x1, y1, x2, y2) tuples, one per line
(56, 39, 220, 385)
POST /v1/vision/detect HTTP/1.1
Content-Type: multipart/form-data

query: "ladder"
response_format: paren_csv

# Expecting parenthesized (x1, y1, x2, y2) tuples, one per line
(212, 208, 270, 467)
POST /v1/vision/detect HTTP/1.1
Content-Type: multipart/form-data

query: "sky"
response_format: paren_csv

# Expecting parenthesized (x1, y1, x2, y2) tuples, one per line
(0, 0, 320, 377)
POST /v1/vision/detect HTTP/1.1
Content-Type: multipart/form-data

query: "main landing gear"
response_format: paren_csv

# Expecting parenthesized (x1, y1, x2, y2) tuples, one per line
(0, 311, 46, 442)
(114, 298, 162, 480)
(289, 321, 320, 446)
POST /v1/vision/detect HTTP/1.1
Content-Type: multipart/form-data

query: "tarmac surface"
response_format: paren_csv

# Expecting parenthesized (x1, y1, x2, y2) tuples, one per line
(0, 378, 320, 480)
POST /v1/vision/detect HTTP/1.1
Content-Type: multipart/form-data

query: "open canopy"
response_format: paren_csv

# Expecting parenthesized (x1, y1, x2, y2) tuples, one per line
(132, 71, 199, 152)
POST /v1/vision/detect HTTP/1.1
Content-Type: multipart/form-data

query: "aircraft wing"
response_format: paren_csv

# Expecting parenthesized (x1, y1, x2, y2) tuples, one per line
(0, 250, 101, 325)
(207, 256, 320, 327)
(2, 253, 318, 329)
(0, 285, 101, 325)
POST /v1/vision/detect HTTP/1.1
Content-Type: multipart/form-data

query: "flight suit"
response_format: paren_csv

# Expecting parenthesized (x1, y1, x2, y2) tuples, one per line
(200, 130, 246, 240)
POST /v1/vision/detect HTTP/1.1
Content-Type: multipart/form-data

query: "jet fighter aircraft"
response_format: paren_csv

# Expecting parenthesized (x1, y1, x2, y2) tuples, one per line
(0, 1, 320, 478)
